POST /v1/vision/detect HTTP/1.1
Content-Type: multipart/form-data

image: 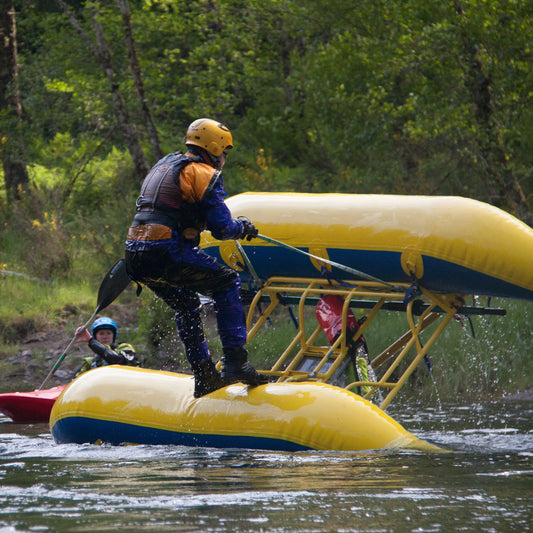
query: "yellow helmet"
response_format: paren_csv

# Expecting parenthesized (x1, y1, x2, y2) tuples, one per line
(185, 118, 233, 157)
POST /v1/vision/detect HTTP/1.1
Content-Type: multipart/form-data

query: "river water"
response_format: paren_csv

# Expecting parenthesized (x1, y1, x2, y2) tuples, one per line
(1, 400, 531, 533)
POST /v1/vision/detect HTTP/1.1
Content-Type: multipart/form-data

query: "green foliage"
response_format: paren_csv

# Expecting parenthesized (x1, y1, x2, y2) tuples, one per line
(1, 0, 532, 398)
(136, 291, 183, 367)
(5, 0, 533, 213)
(0, 187, 71, 280)
(1, 141, 136, 281)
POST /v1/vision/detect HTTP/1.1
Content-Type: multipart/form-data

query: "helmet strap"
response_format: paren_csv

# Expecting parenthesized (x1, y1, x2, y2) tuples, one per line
(187, 145, 220, 169)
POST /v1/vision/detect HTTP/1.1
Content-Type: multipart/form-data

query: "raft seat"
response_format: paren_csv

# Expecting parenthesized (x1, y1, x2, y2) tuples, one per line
(267, 345, 353, 387)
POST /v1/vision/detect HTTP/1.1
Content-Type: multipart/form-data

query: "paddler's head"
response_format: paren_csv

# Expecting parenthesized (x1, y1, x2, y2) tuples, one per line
(91, 317, 118, 345)
(185, 118, 233, 170)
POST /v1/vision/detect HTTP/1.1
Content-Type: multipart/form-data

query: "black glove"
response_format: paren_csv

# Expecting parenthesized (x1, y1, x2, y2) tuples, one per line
(237, 216, 258, 241)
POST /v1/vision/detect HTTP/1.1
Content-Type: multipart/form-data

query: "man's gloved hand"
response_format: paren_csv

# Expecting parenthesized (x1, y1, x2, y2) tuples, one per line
(237, 216, 259, 241)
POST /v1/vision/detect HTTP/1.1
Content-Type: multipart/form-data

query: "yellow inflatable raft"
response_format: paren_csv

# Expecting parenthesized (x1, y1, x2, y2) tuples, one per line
(51, 193, 533, 452)
(50, 366, 441, 452)
(201, 193, 533, 301)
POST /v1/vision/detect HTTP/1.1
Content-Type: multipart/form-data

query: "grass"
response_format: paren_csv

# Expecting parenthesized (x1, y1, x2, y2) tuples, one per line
(0, 276, 95, 342)
(0, 276, 94, 317)
(428, 298, 533, 398)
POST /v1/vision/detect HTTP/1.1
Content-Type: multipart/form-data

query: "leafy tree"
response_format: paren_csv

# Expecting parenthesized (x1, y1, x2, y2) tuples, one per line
(2, 0, 532, 225)
(57, 0, 150, 180)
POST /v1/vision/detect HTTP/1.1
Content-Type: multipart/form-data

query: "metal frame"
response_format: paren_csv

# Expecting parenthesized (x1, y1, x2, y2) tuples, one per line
(246, 276, 505, 410)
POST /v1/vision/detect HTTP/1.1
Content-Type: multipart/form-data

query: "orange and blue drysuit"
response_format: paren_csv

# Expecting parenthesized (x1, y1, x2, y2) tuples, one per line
(124, 151, 248, 366)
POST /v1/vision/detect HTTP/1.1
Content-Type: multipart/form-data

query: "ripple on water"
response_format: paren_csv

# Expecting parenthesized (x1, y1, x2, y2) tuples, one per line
(1, 403, 532, 532)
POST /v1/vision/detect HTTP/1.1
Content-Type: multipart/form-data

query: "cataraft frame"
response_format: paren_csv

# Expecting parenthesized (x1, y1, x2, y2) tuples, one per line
(243, 275, 505, 409)
(50, 193, 531, 451)
(206, 191, 530, 411)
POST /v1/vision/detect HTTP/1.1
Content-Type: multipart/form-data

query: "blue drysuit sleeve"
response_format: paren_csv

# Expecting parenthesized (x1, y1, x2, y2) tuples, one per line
(201, 174, 245, 240)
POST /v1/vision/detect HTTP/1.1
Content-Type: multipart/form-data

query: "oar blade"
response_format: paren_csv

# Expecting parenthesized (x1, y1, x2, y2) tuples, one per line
(95, 258, 131, 313)
(38, 259, 131, 390)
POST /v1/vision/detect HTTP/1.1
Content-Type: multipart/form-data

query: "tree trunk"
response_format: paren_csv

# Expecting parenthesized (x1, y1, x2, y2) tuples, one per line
(57, 0, 150, 181)
(118, 0, 163, 162)
(455, 1, 531, 226)
(462, 37, 531, 224)
(0, 2, 29, 200)
(91, 11, 150, 180)
(390, 71, 422, 190)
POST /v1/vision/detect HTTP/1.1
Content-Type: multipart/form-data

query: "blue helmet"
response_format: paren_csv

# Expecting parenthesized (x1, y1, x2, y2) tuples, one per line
(91, 317, 118, 342)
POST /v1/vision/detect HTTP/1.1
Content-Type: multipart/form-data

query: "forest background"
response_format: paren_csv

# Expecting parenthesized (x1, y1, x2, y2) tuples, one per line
(0, 0, 531, 398)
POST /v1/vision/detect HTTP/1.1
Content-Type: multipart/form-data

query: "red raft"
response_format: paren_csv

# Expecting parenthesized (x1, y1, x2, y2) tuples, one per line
(0, 385, 66, 423)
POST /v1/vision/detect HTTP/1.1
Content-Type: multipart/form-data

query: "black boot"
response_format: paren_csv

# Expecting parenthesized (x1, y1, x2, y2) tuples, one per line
(221, 347, 268, 386)
(191, 358, 225, 398)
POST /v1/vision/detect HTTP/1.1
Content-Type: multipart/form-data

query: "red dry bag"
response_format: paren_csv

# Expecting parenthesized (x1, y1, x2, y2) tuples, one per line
(315, 294, 362, 344)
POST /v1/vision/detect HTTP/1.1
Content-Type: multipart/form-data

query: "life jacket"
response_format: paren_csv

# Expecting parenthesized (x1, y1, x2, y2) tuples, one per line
(133, 152, 202, 231)
(76, 343, 140, 377)
(115, 343, 140, 366)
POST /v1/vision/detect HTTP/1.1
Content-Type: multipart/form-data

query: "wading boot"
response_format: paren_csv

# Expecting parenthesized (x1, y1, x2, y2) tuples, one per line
(220, 347, 269, 386)
(191, 358, 226, 398)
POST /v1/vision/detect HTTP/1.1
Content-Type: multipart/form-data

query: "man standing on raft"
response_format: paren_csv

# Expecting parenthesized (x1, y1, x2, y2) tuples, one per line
(125, 118, 267, 397)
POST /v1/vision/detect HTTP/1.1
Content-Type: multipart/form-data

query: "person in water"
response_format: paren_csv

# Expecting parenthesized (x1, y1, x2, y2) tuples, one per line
(74, 317, 140, 376)
(124, 117, 267, 397)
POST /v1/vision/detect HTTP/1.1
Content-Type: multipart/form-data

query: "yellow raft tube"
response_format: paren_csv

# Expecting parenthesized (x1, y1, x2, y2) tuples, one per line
(50, 366, 441, 452)
(201, 193, 533, 301)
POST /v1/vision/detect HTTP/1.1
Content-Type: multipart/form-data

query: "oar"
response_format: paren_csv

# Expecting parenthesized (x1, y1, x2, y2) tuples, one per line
(256, 233, 400, 291)
(39, 258, 131, 390)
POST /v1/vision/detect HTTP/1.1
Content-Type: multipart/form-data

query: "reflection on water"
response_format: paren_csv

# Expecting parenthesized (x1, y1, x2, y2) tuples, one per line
(0, 400, 531, 532)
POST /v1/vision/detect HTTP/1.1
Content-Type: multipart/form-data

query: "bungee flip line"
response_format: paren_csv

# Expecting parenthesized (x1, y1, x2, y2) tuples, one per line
(256, 233, 400, 291)
(235, 240, 262, 288)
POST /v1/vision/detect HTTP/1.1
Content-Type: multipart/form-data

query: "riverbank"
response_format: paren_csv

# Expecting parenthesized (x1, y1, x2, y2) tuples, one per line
(1, 285, 531, 402)
(0, 302, 147, 392)
(1, 306, 532, 403)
